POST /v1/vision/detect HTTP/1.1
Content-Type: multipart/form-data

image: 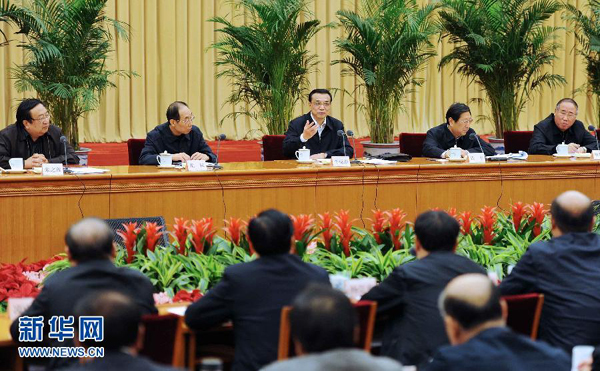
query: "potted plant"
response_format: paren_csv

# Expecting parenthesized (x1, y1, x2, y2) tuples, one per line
(11, 0, 133, 163)
(439, 0, 565, 151)
(564, 0, 600, 127)
(333, 0, 439, 156)
(209, 0, 330, 138)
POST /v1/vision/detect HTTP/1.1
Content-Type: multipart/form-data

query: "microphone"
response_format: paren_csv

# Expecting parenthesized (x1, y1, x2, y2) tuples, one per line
(469, 132, 485, 156)
(589, 125, 599, 153)
(346, 130, 360, 163)
(60, 136, 68, 167)
(213, 133, 226, 169)
(337, 129, 347, 157)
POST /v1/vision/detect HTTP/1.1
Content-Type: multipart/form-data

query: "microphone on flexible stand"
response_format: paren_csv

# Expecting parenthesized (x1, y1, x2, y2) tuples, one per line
(588, 125, 599, 153)
(469, 132, 486, 157)
(60, 136, 69, 171)
(346, 130, 360, 164)
(337, 129, 348, 157)
(213, 134, 226, 169)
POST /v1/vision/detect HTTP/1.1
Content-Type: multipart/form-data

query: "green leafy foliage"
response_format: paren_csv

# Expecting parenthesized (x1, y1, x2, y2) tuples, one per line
(333, 0, 439, 143)
(11, 0, 133, 148)
(209, 0, 330, 135)
(439, 0, 565, 138)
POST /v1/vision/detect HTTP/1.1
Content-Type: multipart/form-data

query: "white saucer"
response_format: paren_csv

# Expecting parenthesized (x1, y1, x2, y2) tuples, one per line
(552, 153, 572, 158)
(575, 153, 592, 158)
(296, 159, 314, 164)
(32, 167, 42, 174)
(448, 157, 467, 162)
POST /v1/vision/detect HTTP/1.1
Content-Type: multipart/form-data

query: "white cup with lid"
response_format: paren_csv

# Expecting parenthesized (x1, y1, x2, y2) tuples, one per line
(157, 152, 173, 166)
(295, 147, 310, 161)
(556, 142, 569, 155)
(448, 146, 462, 159)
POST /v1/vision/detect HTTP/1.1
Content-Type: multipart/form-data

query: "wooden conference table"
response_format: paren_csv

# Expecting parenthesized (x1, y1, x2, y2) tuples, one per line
(2, 156, 600, 264)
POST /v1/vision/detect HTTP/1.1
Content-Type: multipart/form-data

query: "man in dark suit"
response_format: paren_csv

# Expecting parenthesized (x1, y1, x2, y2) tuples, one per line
(500, 190, 600, 351)
(139, 101, 216, 165)
(361, 211, 486, 368)
(283, 89, 353, 160)
(528, 98, 597, 155)
(424, 274, 570, 371)
(184, 209, 330, 371)
(422, 103, 495, 159)
(66, 291, 179, 371)
(10, 218, 157, 370)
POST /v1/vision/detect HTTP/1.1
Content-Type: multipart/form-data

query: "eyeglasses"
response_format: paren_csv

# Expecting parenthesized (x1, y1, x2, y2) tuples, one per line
(178, 115, 195, 124)
(312, 101, 331, 108)
(557, 110, 577, 119)
(457, 118, 473, 125)
(30, 113, 50, 122)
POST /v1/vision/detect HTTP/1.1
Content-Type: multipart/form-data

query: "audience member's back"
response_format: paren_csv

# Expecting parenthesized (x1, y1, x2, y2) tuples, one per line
(185, 209, 330, 371)
(500, 190, 600, 351)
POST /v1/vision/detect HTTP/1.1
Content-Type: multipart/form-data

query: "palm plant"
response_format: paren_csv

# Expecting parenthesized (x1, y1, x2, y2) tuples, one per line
(333, 0, 439, 144)
(11, 0, 132, 148)
(564, 0, 600, 127)
(209, 0, 329, 135)
(439, 0, 565, 139)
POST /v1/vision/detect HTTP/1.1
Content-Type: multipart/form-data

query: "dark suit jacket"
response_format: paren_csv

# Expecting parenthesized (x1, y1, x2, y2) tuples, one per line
(361, 251, 486, 368)
(0, 123, 79, 168)
(184, 253, 330, 371)
(422, 123, 496, 158)
(423, 327, 570, 371)
(500, 232, 600, 351)
(528, 114, 597, 154)
(64, 350, 181, 371)
(10, 259, 157, 370)
(282, 112, 353, 159)
(139, 122, 217, 165)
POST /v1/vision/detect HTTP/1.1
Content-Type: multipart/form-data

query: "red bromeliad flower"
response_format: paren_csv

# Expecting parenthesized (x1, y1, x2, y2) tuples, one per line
(116, 222, 140, 264)
(290, 214, 315, 244)
(479, 206, 497, 245)
(223, 217, 246, 246)
(527, 202, 548, 237)
(173, 218, 190, 255)
(446, 207, 457, 218)
(144, 222, 164, 253)
(388, 208, 407, 250)
(457, 211, 474, 235)
(511, 202, 527, 233)
(334, 210, 354, 257)
(0, 262, 41, 303)
(318, 212, 333, 250)
(370, 209, 388, 244)
(172, 289, 203, 303)
(188, 218, 216, 254)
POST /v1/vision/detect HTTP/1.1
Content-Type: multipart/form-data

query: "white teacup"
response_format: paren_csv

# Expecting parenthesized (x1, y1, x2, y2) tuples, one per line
(9, 158, 23, 170)
(295, 147, 310, 161)
(156, 153, 173, 167)
(556, 143, 569, 155)
(449, 147, 462, 159)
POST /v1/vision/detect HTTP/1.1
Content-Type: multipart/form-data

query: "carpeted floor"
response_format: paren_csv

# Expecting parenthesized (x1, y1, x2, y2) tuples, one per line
(82, 138, 373, 166)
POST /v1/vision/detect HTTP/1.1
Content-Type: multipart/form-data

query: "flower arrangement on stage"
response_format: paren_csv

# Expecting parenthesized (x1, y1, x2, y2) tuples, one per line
(5, 201, 590, 312)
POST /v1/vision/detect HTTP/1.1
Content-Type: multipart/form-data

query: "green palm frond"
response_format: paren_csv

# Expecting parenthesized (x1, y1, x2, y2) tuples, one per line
(333, 0, 439, 143)
(563, 0, 600, 126)
(209, 0, 330, 135)
(10, 0, 133, 148)
(439, 0, 565, 138)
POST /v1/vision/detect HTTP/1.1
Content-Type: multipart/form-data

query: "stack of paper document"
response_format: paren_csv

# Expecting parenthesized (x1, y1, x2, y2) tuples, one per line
(359, 159, 397, 165)
(65, 167, 110, 174)
(486, 151, 529, 161)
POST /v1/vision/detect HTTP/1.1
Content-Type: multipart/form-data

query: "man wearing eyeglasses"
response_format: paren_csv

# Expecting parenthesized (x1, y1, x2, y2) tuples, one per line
(139, 101, 216, 165)
(528, 98, 597, 155)
(283, 89, 353, 160)
(0, 98, 79, 169)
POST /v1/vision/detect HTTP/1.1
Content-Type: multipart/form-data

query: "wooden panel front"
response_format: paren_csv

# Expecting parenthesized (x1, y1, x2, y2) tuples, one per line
(1, 156, 599, 263)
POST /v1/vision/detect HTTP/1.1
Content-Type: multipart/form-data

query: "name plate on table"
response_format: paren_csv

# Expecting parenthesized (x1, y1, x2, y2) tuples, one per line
(332, 156, 351, 167)
(187, 160, 208, 172)
(42, 163, 64, 176)
(468, 153, 486, 164)
(593, 150, 600, 160)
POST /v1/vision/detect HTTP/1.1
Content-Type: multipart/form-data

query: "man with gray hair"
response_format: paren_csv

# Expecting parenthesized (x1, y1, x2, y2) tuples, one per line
(528, 98, 597, 154)
(501, 190, 600, 351)
(10, 217, 157, 370)
(424, 274, 569, 371)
